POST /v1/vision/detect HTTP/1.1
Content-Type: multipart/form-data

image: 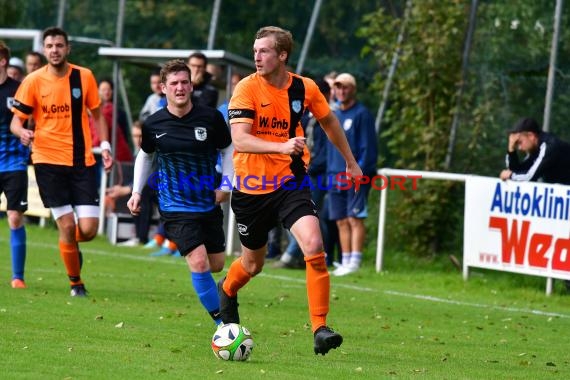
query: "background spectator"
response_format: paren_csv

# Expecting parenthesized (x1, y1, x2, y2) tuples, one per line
(7, 57, 24, 82)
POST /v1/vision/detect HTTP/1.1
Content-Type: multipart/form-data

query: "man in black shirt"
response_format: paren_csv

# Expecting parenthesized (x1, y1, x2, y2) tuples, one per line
(187, 52, 219, 108)
(500, 117, 570, 184)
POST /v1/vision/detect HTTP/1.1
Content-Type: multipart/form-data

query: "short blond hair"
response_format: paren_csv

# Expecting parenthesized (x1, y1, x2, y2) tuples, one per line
(255, 26, 293, 64)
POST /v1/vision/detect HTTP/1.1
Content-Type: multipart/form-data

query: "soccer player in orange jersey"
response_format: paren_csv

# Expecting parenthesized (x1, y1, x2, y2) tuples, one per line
(10, 27, 113, 297)
(220, 26, 362, 355)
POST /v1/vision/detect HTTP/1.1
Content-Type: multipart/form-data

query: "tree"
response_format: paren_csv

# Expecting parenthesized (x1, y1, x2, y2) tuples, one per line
(359, 1, 470, 256)
(360, 0, 570, 257)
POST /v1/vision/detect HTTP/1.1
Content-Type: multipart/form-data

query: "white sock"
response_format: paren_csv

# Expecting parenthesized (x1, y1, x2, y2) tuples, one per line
(350, 252, 362, 268)
(280, 252, 294, 264)
(341, 252, 351, 267)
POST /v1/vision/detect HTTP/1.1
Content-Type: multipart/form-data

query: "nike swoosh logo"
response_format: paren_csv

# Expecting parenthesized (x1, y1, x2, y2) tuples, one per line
(155, 133, 167, 139)
(261, 103, 271, 107)
(20, 201, 28, 206)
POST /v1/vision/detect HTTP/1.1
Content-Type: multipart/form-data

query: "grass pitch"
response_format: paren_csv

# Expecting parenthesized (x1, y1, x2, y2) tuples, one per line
(1, 220, 570, 379)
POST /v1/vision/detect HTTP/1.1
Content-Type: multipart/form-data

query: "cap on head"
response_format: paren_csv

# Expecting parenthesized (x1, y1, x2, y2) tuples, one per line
(510, 118, 541, 135)
(333, 73, 356, 88)
(9, 57, 24, 70)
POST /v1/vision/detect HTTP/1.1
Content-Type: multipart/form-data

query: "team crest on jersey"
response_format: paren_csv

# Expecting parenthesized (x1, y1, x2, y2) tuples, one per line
(292, 100, 302, 113)
(195, 127, 207, 141)
(72, 88, 81, 99)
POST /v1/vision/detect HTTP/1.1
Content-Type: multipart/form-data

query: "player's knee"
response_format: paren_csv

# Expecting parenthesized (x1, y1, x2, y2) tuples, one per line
(300, 235, 324, 255)
(336, 218, 350, 229)
(210, 261, 224, 273)
(80, 229, 97, 241)
(57, 220, 77, 238)
(250, 266, 263, 276)
(6, 211, 24, 229)
(244, 260, 263, 277)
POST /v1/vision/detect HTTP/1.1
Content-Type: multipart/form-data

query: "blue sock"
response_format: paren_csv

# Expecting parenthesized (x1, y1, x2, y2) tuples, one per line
(191, 271, 222, 325)
(11, 226, 26, 280)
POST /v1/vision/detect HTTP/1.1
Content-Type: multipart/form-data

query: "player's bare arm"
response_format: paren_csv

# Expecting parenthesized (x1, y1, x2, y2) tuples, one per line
(231, 121, 305, 155)
(10, 115, 34, 146)
(90, 107, 114, 171)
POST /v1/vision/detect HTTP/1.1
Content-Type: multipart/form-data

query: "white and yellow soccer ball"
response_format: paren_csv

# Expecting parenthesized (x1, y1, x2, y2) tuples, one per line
(211, 323, 254, 361)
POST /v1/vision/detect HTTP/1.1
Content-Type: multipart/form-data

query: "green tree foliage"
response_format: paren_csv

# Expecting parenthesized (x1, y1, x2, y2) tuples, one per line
(359, 1, 468, 256)
(5, 0, 389, 113)
(0, 0, 23, 27)
(454, 0, 570, 177)
(360, 0, 570, 257)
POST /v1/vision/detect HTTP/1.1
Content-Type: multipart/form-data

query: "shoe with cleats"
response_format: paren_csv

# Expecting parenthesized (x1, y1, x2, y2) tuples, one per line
(143, 239, 160, 249)
(217, 277, 240, 324)
(70, 284, 88, 297)
(11, 279, 26, 289)
(314, 326, 343, 355)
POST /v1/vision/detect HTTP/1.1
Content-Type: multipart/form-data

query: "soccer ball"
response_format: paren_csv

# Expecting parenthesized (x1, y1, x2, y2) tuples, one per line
(211, 323, 254, 361)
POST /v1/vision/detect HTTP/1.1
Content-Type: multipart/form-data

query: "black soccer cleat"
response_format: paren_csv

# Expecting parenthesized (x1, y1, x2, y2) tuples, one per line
(313, 326, 343, 355)
(70, 284, 88, 297)
(217, 277, 240, 324)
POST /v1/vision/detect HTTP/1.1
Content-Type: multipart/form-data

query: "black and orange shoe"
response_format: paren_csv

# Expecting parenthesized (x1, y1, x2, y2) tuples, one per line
(217, 277, 239, 324)
(314, 326, 343, 355)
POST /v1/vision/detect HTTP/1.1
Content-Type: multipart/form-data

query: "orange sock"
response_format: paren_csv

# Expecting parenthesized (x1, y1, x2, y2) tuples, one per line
(223, 257, 252, 297)
(167, 240, 177, 251)
(59, 240, 82, 285)
(154, 234, 166, 246)
(305, 252, 329, 332)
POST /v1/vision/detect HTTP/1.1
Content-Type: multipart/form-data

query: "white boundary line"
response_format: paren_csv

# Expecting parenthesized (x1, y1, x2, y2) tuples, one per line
(16, 240, 570, 319)
(383, 290, 570, 319)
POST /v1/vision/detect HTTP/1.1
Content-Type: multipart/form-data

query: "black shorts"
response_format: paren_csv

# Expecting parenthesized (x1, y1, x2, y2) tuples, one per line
(0, 171, 28, 212)
(161, 206, 226, 256)
(34, 164, 99, 208)
(231, 184, 318, 250)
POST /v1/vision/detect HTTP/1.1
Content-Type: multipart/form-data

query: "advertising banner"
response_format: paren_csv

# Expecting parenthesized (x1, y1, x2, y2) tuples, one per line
(464, 176, 570, 280)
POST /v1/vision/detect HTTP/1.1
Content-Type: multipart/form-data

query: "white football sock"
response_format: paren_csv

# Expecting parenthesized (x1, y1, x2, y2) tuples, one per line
(349, 252, 362, 268)
(341, 252, 351, 267)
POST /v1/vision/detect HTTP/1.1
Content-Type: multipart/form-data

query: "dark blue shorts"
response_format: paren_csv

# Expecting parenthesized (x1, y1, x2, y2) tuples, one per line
(328, 183, 371, 220)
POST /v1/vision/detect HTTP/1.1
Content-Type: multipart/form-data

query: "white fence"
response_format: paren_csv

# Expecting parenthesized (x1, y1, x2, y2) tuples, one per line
(375, 168, 468, 272)
(376, 168, 570, 295)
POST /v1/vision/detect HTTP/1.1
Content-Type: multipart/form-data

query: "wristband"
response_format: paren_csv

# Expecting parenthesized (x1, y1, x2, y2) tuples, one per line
(100, 140, 112, 152)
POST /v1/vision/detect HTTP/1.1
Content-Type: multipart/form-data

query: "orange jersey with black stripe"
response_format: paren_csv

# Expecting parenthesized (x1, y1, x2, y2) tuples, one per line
(12, 64, 100, 167)
(228, 73, 330, 194)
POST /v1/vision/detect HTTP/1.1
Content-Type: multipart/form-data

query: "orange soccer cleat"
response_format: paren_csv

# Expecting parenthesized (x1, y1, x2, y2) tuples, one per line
(11, 279, 27, 289)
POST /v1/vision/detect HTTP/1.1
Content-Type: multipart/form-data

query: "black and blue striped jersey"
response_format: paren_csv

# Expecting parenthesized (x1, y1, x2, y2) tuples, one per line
(0, 77, 29, 172)
(141, 104, 231, 213)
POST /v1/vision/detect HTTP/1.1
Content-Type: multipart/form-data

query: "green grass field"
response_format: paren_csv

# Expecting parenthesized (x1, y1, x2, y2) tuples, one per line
(1, 220, 570, 379)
